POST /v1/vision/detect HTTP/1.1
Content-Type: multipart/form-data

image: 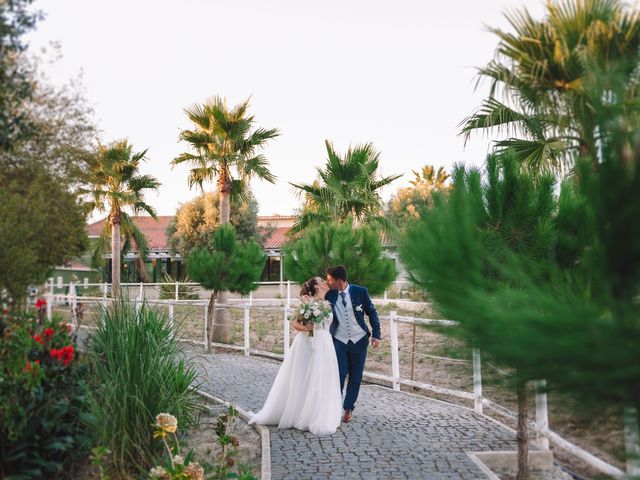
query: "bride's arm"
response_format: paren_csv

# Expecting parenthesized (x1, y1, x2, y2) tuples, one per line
(292, 319, 313, 332)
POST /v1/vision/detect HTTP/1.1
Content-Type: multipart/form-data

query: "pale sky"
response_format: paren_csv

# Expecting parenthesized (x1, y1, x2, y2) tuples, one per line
(27, 0, 546, 217)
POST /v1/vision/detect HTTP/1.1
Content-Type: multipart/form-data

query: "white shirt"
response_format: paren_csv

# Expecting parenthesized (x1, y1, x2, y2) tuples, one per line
(333, 284, 366, 344)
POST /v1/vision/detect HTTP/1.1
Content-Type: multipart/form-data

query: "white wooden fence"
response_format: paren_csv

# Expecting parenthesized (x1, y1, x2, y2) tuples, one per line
(43, 279, 633, 478)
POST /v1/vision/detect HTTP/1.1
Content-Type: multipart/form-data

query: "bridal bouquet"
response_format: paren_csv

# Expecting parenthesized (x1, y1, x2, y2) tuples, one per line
(292, 298, 332, 337)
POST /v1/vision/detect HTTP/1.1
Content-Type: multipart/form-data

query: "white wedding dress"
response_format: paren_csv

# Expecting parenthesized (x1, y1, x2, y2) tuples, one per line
(249, 307, 342, 435)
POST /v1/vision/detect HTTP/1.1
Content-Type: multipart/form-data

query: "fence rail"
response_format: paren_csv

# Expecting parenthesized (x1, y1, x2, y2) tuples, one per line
(44, 280, 627, 478)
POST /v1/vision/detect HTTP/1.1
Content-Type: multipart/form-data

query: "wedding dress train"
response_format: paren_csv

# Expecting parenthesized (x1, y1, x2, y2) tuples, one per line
(249, 320, 342, 435)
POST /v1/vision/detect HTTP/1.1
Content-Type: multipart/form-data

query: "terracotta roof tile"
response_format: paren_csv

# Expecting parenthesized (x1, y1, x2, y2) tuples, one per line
(259, 226, 291, 250)
(87, 216, 392, 252)
(87, 216, 174, 250)
(87, 216, 293, 251)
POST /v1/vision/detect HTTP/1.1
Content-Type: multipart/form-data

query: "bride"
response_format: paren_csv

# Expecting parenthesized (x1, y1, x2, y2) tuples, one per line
(249, 276, 342, 435)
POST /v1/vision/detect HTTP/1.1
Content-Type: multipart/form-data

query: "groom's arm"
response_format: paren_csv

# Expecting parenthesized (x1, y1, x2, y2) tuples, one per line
(363, 288, 381, 340)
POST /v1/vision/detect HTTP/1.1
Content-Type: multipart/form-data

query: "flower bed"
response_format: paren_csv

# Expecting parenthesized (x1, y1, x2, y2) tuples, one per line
(0, 304, 90, 478)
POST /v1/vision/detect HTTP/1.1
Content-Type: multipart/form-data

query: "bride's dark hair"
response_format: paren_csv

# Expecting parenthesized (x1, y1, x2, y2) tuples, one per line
(300, 276, 321, 297)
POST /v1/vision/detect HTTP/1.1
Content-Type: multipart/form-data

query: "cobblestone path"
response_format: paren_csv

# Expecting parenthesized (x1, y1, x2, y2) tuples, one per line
(193, 352, 522, 479)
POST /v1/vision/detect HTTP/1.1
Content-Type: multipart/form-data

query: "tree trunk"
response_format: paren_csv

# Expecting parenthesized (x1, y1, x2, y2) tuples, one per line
(214, 170, 232, 342)
(516, 374, 530, 480)
(206, 290, 217, 352)
(219, 188, 231, 224)
(111, 213, 121, 298)
(136, 256, 149, 282)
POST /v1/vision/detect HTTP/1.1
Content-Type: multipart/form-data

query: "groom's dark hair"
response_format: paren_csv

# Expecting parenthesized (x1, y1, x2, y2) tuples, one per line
(326, 265, 347, 282)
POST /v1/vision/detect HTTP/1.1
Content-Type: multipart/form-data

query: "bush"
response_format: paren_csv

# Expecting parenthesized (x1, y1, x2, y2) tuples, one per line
(86, 300, 201, 476)
(0, 308, 91, 478)
(159, 274, 200, 300)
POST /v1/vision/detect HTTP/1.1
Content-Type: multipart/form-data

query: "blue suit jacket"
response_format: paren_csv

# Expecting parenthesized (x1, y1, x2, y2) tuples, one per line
(326, 284, 381, 340)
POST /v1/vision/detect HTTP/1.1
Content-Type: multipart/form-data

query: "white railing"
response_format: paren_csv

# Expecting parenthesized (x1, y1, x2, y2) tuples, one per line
(44, 280, 628, 478)
(45, 278, 421, 308)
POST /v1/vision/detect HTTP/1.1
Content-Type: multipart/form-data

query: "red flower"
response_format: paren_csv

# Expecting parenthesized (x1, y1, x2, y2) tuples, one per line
(2, 307, 8, 315)
(43, 327, 54, 337)
(35, 298, 47, 309)
(23, 361, 39, 375)
(33, 334, 44, 345)
(50, 345, 74, 366)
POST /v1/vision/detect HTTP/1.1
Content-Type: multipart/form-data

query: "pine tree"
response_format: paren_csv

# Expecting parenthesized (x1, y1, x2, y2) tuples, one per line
(187, 224, 265, 349)
(283, 220, 396, 295)
(400, 74, 640, 474)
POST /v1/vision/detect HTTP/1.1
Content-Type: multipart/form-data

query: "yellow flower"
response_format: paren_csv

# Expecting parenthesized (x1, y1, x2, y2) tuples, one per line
(155, 413, 178, 433)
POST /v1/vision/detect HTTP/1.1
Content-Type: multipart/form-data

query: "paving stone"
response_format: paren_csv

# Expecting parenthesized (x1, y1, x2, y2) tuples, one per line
(193, 353, 524, 479)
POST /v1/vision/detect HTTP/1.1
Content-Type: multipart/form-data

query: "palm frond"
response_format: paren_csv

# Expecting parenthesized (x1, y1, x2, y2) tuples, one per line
(90, 221, 112, 269)
(460, 98, 529, 141)
(495, 137, 568, 174)
(238, 154, 277, 183)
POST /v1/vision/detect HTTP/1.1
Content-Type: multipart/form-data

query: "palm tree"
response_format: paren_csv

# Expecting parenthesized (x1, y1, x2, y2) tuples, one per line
(172, 96, 279, 342)
(461, 0, 640, 175)
(172, 96, 279, 223)
(290, 140, 402, 234)
(83, 140, 160, 297)
(410, 165, 450, 189)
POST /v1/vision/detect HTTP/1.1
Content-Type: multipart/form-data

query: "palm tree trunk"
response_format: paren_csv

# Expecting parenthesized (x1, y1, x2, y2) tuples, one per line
(111, 214, 121, 298)
(214, 170, 232, 342)
(219, 189, 231, 224)
(516, 373, 530, 480)
(136, 256, 149, 282)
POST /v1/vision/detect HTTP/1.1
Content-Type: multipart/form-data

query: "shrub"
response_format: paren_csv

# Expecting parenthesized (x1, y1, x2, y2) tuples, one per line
(159, 274, 200, 300)
(0, 308, 91, 478)
(86, 300, 201, 476)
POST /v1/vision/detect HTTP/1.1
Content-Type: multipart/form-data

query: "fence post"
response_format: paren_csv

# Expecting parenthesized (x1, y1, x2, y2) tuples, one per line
(283, 306, 290, 356)
(46, 278, 53, 321)
(244, 306, 250, 357)
(410, 323, 417, 386)
(535, 380, 550, 449)
(286, 281, 291, 308)
(249, 291, 253, 307)
(138, 282, 144, 300)
(389, 310, 400, 391)
(169, 303, 174, 329)
(624, 407, 640, 476)
(70, 282, 77, 326)
(175, 281, 179, 301)
(204, 303, 209, 347)
(103, 282, 108, 306)
(472, 348, 483, 414)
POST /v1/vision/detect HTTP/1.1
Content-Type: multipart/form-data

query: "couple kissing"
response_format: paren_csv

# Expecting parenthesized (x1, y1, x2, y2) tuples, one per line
(249, 265, 381, 435)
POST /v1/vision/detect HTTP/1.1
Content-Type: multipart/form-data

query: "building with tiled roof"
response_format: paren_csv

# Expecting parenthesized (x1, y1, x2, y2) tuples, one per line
(77, 213, 401, 285)
(85, 215, 297, 283)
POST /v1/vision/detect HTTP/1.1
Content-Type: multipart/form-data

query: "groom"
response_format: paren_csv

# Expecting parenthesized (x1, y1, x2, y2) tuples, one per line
(325, 265, 381, 423)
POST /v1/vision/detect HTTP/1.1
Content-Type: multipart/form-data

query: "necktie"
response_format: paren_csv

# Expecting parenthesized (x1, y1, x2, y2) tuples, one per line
(340, 292, 347, 308)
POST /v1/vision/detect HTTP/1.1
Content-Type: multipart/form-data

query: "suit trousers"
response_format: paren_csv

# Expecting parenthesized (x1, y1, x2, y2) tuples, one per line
(333, 334, 369, 411)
